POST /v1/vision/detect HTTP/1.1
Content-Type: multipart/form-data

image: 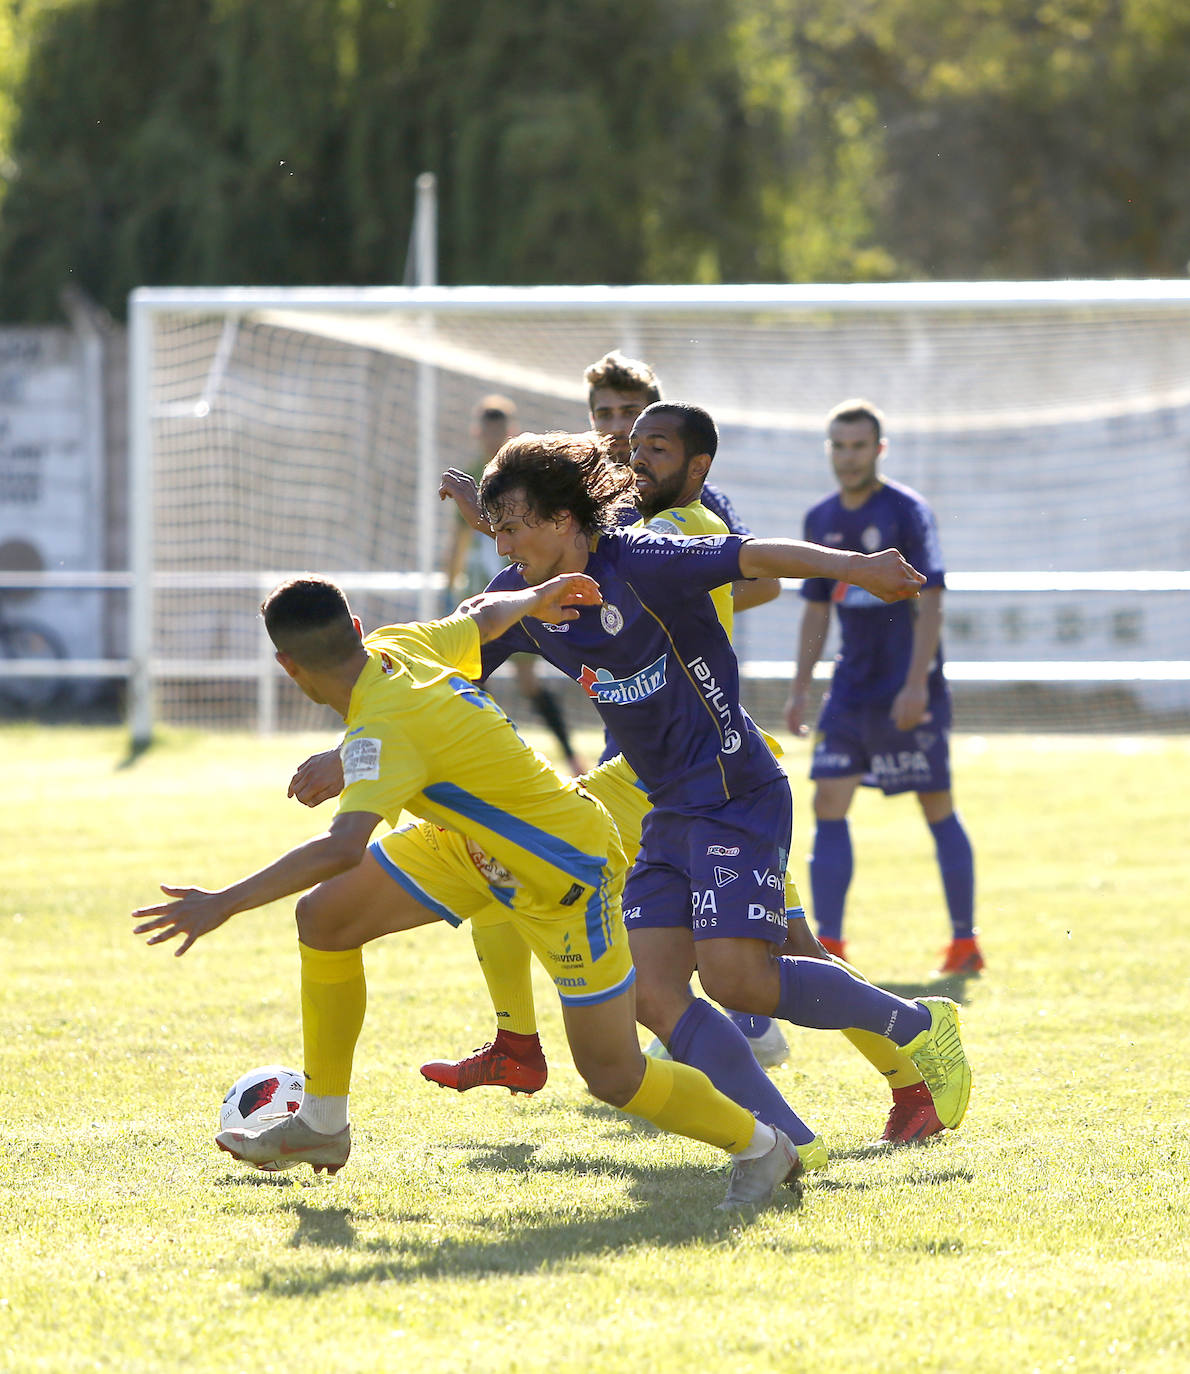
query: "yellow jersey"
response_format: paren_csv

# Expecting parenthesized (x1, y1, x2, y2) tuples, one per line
(336, 614, 620, 926)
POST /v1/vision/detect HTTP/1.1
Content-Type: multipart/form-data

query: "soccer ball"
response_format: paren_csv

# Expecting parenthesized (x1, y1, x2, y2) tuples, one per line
(219, 1065, 304, 1134)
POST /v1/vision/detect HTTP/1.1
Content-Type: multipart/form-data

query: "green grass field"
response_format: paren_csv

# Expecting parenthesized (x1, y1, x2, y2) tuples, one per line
(1, 724, 1188, 1373)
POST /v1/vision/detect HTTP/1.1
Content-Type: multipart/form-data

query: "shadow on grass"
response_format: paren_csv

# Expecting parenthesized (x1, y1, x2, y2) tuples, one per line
(879, 973, 985, 1001)
(248, 1158, 808, 1294)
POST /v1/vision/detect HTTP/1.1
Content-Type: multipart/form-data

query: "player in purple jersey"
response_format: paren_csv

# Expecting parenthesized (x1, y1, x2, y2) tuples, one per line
(585, 353, 788, 1062)
(444, 407, 973, 1154)
(784, 399, 983, 992)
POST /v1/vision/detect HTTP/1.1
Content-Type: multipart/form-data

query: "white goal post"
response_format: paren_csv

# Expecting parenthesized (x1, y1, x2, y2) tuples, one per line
(125, 281, 1190, 744)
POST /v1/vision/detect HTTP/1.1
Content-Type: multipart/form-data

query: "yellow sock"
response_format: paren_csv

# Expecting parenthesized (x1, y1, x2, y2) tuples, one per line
(299, 942, 366, 1097)
(831, 954, 924, 1089)
(621, 1055, 757, 1153)
(471, 920, 537, 1036)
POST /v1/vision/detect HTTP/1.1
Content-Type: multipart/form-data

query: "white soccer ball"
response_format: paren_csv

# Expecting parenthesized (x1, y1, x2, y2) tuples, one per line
(220, 1064, 304, 1133)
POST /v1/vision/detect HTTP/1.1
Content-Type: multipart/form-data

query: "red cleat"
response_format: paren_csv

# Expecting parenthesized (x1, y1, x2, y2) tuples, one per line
(868, 1085, 945, 1148)
(420, 1042, 548, 1095)
(817, 935, 847, 960)
(932, 937, 985, 978)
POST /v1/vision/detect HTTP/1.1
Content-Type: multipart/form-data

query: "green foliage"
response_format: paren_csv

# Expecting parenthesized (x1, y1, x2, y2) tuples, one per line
(1, 0, 1190, 320)
(2, 724, 1189, 1370)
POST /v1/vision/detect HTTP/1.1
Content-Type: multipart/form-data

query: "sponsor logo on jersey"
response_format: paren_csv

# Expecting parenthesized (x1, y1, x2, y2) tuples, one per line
(706, 845, 740, 857)
(861, 523, 882, 552)
(577, 654, 667, 705)
(687, 654, 739, 748)
(714, 866, 738, 887)
(341, 736, 382, 784)
(379, 651, 397, 675)
(600, 603, 625, 635)
(541, 621, 570, 634)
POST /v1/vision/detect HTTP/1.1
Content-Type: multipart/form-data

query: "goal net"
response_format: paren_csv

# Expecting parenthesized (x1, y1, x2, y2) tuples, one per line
(127, 283, 1190, 740)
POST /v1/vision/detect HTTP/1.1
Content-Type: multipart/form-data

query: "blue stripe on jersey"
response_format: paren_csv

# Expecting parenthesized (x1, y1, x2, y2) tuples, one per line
(369, 839, 463, 927)
(422, 781, 607, 888)
(556, 965, 636, 1008)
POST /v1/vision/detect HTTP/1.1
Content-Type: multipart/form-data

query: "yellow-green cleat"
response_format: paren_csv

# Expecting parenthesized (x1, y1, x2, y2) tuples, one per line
(796, 1133, 829, 1173)
(900, 997, 971, 1129)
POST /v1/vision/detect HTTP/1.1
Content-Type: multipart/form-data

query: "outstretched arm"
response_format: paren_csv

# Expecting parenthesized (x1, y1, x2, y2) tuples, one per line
(465, 573, 603, 644)
(738, 538, 925, 603)
(132, 809, 381, 956)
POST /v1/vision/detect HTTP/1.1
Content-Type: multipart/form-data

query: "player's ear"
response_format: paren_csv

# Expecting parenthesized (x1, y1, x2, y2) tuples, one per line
(275, 650, 300, 681)
(690, 452, 712, 484)
(352, 615, 363, 639)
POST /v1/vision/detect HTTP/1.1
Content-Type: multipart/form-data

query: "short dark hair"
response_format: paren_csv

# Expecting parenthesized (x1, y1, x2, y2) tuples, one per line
(261, 576, 360, 669)
(477, 393, 516, 422)
(584, 350, 662, 409)
(479, 431, 637, 537)
(637, 401, 718, 461)
(827, 398, 884, 443)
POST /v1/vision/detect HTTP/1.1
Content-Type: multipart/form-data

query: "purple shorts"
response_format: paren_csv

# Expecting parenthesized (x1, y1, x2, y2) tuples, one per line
(811, 696, 952, 795)
(622, 779, 791, 945)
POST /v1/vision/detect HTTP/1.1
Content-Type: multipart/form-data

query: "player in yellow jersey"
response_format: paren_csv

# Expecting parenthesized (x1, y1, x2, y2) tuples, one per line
(132, 573, 804, 1209)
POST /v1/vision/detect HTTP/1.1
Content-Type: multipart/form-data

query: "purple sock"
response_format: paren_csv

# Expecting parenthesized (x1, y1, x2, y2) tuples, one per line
(810, 818, 852, 942)
(668, 999, 815, 1146)
(775, 958, 930, 1046)
(728, 1010, 775, 1038)
(929, 813, 976, 940)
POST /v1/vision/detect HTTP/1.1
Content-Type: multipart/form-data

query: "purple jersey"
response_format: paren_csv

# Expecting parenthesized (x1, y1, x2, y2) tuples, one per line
(801, 478, 947, 707)
(480, 528, 784, 811)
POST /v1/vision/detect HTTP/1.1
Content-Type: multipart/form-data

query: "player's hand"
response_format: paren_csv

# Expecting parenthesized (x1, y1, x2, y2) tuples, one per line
(288, 749, 344, 806)
(132, 886, 234, 957)
(853, 549, 926, 603)
(890, 683, 932, 732)
(783, 690, 811, 737)
(527, 573, 603, 624)
(438, 469, 489, 533)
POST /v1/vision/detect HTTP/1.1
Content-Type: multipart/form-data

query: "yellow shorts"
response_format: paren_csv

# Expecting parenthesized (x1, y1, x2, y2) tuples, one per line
(578, 753, 650, 868)
(369, 820, 635, 1007)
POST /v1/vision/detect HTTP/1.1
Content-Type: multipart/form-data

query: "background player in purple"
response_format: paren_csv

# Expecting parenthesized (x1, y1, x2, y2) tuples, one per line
(460, 409, 973, 1153)
(784, 399, 983, 980)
